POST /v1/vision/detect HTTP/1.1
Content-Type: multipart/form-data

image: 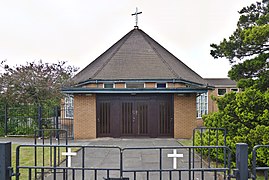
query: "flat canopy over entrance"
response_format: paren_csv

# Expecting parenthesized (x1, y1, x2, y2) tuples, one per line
(97, 94, 173, 138)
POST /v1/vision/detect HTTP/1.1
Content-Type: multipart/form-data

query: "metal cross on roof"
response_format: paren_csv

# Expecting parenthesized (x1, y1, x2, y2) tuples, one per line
(132, 7, 142, 28)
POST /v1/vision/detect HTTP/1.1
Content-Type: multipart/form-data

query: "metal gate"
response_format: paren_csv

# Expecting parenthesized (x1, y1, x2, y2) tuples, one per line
(12, 145, 231, 180)
(97, 94, 173, 138)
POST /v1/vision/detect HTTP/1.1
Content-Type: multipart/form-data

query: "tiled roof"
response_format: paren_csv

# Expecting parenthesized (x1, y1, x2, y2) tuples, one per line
(205, 78, 237, 87)
(73, 28, 208, 86)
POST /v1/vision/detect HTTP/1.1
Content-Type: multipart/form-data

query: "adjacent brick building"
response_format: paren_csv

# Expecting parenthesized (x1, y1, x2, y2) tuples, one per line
(63, 27, 212, 139)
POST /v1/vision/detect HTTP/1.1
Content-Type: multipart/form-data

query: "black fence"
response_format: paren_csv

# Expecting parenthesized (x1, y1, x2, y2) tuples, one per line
(13, 145, 231, 180)
(0, 104, 74, 138)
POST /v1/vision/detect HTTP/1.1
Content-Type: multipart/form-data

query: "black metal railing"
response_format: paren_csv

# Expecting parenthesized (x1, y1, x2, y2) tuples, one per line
(252, 145, 269, 180)
(0, 104, 74, 138)
(14, 145, 232, 180)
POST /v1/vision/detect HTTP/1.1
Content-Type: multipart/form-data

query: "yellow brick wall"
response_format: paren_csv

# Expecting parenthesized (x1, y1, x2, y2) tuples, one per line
(167, 82, 186, 88)
(174, 94, 196, 139)
(83, 83, 103, 88)
(115, 83, 125, 88)
(145, 82, 155, 88)
(73, 94, 96, 139)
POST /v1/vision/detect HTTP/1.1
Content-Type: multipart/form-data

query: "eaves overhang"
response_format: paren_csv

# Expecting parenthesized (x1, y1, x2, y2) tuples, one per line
(62, 87, 209, 94)
(75, 78, 213, 89)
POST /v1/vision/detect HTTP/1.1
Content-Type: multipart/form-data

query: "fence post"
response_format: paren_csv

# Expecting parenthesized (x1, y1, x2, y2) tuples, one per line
(0, 142, 12, 180)
(38, 105, 42, 137)
(235, 143, 249, 180)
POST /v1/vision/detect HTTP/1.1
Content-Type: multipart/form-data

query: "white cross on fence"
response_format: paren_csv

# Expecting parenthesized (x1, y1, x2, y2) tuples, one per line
(167, 149, 184, 169)
(62, 148, 77, 167)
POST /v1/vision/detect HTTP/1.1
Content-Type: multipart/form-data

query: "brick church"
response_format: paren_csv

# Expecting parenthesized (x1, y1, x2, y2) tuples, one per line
(62, 25, 212, 139)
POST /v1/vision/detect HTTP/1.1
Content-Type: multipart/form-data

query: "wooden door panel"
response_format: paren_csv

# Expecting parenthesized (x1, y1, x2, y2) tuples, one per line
(137, 103, 148, 135)
(97, 102, 111, 136)
(121, 102, 134, 135)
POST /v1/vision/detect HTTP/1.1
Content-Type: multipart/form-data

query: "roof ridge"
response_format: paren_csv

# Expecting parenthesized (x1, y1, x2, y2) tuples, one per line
(138, 30, 180, 79)
(91, 30, 135, 79)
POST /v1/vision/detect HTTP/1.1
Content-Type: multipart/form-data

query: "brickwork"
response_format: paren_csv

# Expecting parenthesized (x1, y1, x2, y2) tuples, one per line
(115, 83, 125, 88)
(145, 82, 155, 88)
(73, 94, 96, 139)
(167, 82, 185, 88)
(174, 94, 196, 139)
(83, 83, 103, 88)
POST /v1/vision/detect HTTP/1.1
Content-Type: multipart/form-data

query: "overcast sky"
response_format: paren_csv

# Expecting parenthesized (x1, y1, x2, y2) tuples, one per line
(0, 0, 256, 78)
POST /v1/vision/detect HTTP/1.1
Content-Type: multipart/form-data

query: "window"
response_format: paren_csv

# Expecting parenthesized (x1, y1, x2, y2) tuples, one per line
(218, 88, 226, 96)
(196, 93, 208, 118)
(157, 83, 166, 88)
(64, 95, 74, 118)
(231, 88, 238, 92)
(126, 82, 144, 88)
(104, 83, 114, 88)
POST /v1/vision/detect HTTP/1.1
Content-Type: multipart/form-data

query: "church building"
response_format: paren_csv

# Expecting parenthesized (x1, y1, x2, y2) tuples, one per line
(62, 25, 211, 139)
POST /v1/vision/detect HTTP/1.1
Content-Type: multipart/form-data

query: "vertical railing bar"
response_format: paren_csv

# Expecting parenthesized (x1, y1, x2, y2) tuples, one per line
(179, 170, 181, 180)
(201, 170, 204, 180)
(147, 171, 149, 180)
(189, 147, 191, 180)
(82, 147, 85, 180)
(50, 131, 52, 167)
(208, 129, 211, 168)
(28, 168, 32, 180)
(63, 169, 66, 180)
(169, 171, 172, 180)
(160, 148, 162, 180)
(72, 169, 75, 180)
(265, 170, 268, 180)
(42, 131, 45, 167)
(216, 130, 219, 168)
(94, 169, 97, 180)
(54, 145, 57, 180)
(120, 149, 123, 178)
(41, 168, 44, 180)
(200, 128, 203, 168)
(134, 171, 136, 180)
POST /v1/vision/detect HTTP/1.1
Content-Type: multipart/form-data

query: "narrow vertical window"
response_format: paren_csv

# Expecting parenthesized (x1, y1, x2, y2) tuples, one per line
(196, 93, 208, 118)
(64, 95, 74, 118)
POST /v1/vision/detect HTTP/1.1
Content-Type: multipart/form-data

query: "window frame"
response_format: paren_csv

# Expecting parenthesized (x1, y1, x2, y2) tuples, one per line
(103, 83, 114, 88)
(64, 95, 74, 119)
(125, 82, 145, 88)
(217, 88, 227, 96)
(156, 83, 167, 88)
(196, 92, 208, 118)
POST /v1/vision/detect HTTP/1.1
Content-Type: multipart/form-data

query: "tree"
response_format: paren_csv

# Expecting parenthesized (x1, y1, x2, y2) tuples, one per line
(0, 60, 78, 106)
(210, 0, 269, 91)
(202, 89, 269, 166)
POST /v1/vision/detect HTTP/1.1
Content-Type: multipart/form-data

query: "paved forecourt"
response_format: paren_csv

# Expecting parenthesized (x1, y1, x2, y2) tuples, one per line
(52, 138, 216, 180)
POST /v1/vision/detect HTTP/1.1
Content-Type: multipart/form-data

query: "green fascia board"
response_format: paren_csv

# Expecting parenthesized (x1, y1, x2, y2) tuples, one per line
(62, 87, 208, 94)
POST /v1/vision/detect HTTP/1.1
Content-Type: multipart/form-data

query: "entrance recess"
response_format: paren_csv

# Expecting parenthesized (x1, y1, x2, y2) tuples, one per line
(97, 94, 173, 138)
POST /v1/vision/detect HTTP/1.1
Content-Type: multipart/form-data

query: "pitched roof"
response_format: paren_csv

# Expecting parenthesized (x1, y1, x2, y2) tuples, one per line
(205, 78, 237, 88)
(73, 28, 208, 86)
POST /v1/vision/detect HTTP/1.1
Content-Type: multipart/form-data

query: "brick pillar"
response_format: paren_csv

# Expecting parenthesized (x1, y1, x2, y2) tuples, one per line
(174, 94, 196, 139)
(73, 94, 96, 139)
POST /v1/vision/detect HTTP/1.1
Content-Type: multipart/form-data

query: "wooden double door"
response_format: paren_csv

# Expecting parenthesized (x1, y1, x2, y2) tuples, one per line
(97, 94, 173, 138)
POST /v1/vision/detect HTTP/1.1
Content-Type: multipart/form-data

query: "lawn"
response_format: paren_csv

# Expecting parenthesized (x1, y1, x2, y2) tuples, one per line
(12, 144, 79, 180)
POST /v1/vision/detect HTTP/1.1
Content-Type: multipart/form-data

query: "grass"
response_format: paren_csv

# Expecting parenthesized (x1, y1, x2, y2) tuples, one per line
(177, 139, 193, 146)
(12, 144, 79, 180)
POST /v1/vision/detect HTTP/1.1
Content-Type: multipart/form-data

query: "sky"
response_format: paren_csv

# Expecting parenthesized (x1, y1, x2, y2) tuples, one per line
(0, 0, 257, 78)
